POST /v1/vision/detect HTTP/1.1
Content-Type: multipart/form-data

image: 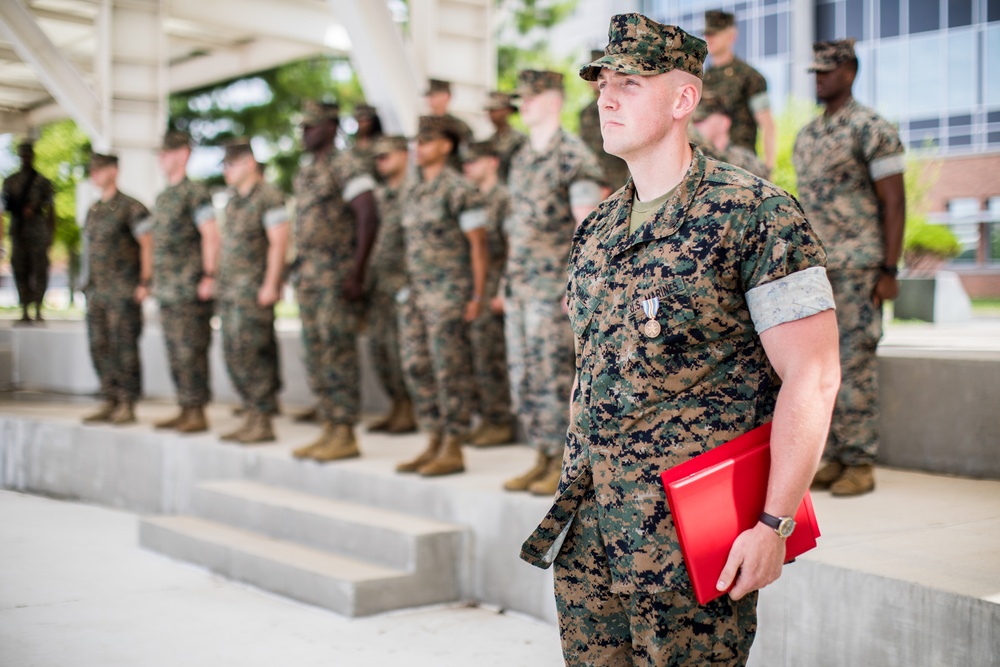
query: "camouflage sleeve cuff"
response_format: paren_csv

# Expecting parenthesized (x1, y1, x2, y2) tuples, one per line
(133, 216, 154, 238)
(459, 207, 488, 233)
(343, 174, 376, 203)
(870, 154, 905, 182)
(745, 266, 835, 334)
(749, 92, 771, 114)
(569, 180, 602, 209)
(263, 206, 289, 229)
(194, 204, 215, 227)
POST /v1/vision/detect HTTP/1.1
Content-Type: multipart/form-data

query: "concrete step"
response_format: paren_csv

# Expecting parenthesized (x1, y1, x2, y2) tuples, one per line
(139, 515, 461, 617)
(192, 479, 466, 573)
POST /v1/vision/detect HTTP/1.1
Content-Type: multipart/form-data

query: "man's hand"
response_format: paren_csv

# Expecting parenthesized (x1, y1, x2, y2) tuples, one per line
(716, 522, 786, 600)
(134, 284, 150, 304)
(490, 295, 505, 315)
(342, 275, 365, 302)
(197, 276, 215, 302)
(464, 299, 482, 323)
(257, 283, 280, 307)
(872, 273, 898, 307)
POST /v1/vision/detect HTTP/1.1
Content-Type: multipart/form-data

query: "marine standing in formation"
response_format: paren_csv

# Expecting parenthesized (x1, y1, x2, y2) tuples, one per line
(217, 140, 290, 444)
(424, 79, 473, 172)
(149, 130, 220, 434)
(795, 40, 906, 497)
(289, 101, 380, 462)
(691, 90, 770, 178)
(502, 69, 603, 496)
(482, 91, 526, 183)
(1, 140, 55, 323)
(81, 153, 153, 426)
(521, 14, 840, 665)
(579, 49, 631, 193)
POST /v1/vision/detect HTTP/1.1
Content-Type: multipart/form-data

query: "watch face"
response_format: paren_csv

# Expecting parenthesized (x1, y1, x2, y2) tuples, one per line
(777, 517, 796, 539)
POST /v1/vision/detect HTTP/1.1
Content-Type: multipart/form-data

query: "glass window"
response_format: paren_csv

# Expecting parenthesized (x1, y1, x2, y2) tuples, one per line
(947, 31, 976, 111)
(764, 13, 779, 56)
(875, 40, 903, 118)
(909, 0, 940, 33)
(949, 135, 973, 146)
(988, 26, 1000, 107)
(847, 0, 865, 38)
(948, 0, 972, 27)
(908, 33, 943, 117)
(910, 118, 940, 129)
(989, 0, 1000, 22)
(736, 19, 750, 60)
(948, 114, 973, 125)
(989, 111, 1000, 123)
(881, 0, 900, 37)
(817, 2, 838, 41)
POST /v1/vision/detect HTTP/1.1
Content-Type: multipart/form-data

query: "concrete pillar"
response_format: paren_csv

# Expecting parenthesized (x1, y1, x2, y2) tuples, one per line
(790, 0, 815, 103)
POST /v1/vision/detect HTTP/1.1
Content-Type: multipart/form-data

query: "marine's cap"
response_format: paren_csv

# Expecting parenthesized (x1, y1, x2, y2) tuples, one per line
(372, 135, 409, 157)
(301, 100, 339, 126)
(515, 69, 564, 97)
(463, 140, 499, 162)
(425, 78, 451, 95)
(416, 115, 460, 145)
(692, 89, 731, 122)
(580, 14, 708, 81)
(222, 139, 255, 163)
(704, 9, 735, 35)
(89, 153, 119, 170)
(808, 39, 857, 72)
(161, 130, 192, 151)
(484, 91, 517, 111)
(354, 103, 377, 119)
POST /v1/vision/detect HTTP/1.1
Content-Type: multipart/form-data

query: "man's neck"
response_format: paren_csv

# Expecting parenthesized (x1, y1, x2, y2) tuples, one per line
(167, 168, 187, 187)
(101, 184, 118, 202)
(420, 160, 446, 183)
(386, 171, 406, 189)
(492, 122, 510, 135)
(823, 92, 853, 117)
(627, 130, 693, 203)
(529, 117, 561, 152)
(477, 172, 498, 195)
(712, 50, 735, 66)
(237, 176, 259, 198)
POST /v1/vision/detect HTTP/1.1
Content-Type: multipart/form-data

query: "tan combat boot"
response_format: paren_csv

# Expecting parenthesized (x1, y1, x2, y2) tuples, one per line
(528, 455, 562, 496)
(109, 402, 136, 425)
(830, 464, 875, 497)
(503, 452, 551, 492)
(220, 413, 253, 442)
(83, 400, 118, 424)
(293, 405, 319, 423)
(386, 399, 418, 434)
(154, 407, 186, 430)
(238, 412, 275, 445)
(309, 424, 361, 462)
(418, 434, 465, 476)
(469, 422, 515, 447)
(176, 406, 208, 433)
(396, 433, 442, 473)
(292, 423, 334, 459)
(811, 460, 845, 490)
(367, 404, 395, 432)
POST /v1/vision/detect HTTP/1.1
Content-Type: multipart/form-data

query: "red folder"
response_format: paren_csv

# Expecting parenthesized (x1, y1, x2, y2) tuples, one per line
(660, 422, 821, 605)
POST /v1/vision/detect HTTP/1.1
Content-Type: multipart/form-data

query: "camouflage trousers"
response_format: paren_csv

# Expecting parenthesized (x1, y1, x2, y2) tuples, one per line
(11, 237, 49, 305)
(504, 297, 574, 457)
(86, 295, 142, 403)
(160, 300, 213, 408)
(397, 289, 473, 436)
(366, 286, 410, 403)
(298, 283, 361, 424)
(826, 269, 883, 465)
(468, 309, 512, 425)
(219, 300, 281, 415)
(554, 483, 757, 666)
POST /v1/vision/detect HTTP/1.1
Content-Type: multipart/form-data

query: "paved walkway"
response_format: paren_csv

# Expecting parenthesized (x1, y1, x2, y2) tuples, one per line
(0, 490, 564, 667)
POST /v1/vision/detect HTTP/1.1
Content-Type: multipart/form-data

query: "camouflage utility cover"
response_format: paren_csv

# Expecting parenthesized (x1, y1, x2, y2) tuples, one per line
(151, 178, 215, 303)
(809, 39, 857, 72)
(580, 14, 707, 81)
(84, 191, 150, 300)
(516, 69, 564, 95)
(218, 182, 287, 302)
(704, 9, 736, 34)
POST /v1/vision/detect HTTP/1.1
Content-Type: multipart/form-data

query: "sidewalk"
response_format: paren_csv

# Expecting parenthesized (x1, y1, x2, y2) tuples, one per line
(0, 490, 563, 667)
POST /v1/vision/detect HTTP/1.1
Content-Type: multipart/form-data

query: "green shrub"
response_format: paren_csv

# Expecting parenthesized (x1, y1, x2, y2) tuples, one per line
(904, 216, 962, 258)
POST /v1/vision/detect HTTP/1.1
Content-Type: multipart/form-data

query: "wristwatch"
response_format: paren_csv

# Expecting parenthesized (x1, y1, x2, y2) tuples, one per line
(880, 264, 899, 277)
(759, 511, 796, 539)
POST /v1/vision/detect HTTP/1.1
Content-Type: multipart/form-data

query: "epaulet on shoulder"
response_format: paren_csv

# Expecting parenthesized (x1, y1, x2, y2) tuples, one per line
(702, 156, 786, 200)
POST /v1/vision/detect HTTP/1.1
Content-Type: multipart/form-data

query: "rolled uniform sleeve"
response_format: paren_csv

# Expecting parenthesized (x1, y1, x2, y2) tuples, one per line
(342, 174, 376, 203)
(133, 215, 154, 238)
(861, 117, 905, 183)
(569, 180, 603, 210)
(263, 206, 288, 229)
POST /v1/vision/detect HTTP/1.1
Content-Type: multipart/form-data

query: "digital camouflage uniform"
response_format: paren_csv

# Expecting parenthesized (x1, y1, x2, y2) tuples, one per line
(468, 183, 512, 426)
(218, 181, 288, 415)
(505, 125, 603, 458)
(398, 165, 486, 437)
(703, 58, 769, 151)
(293, 148, 376, 425)
(83, 189, 152, 405)
(580, 98, 631, 192)
(151, 177, 215, 408)
(2, 165, 54, 308)
(489, 126, 527, 184)
(794, 91, 904, 467)
(522, 16, 838, 666)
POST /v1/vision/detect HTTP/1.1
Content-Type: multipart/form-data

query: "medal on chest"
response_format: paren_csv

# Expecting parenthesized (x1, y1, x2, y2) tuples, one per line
(641, 297, 661, 338)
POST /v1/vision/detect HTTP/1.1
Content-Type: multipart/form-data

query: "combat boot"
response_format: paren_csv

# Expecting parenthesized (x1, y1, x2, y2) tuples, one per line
(309, 424, 361, 462)
(176, 406, 208, 434)
(469, 422, 515, 447)
(386, 399, 417, 434)
(109, 402, 136, 425)
(293, 405, 319, 423)
(830, 464, 875, 497)
(220, 414, 253, 442)
(155, 407, 186, 430)
(811, 460, 845, 490)
(367, 404, 395, 432)
(418, 434, 465, 477)
(528, 455, 562, 496)
(396, 433, 442, 473)
(238, 412, 275, 445)
(292, 423, 334, 459)
(503, 452, 551, 492)
(83, 400, 118, 424)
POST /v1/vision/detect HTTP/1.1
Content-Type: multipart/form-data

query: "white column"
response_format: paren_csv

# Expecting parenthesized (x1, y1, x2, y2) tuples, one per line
(790, 0, 815, 103)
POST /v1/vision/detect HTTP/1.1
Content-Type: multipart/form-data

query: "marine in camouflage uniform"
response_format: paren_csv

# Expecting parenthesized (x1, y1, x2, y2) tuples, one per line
(425, 79, 474, 172)
(81, 153, 153, 425)
(349, 103, 381, 176)
(1, 141, 55, 322)
(794, 40, 906, 497)
(394, 116, 489, 477)
(150, 131, 218, 433)
(289, 101, 380, 462)
(503, 69, 603, 495)
(462, 141, 514, 446)
(692, 91, 770, 179)
(483, 91, 527, 183)
(217, 140, 290, 444)
(520, 16, 839, 665)
(580, 49, 631, 192)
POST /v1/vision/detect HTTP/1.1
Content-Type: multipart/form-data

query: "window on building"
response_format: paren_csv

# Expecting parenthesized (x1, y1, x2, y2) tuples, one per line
(736, 19, 750, 60)
(948, 0, 972, 27)
(847, 0, 866, 38)
(989, 0, 1000, 22)
(988, 25, 1000, 107)
(909, 34, 944, 117)
(881, 0, 901, 37)
(876, 40, 904, 118)
(909, 0, 941, 33)
(764, 13, 779, 55)
(947, 31, 976, 111)
(818, 2, 838, 41)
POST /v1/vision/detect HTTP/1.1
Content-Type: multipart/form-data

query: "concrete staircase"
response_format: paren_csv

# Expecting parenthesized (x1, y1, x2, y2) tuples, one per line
(139, 479, 469, 617)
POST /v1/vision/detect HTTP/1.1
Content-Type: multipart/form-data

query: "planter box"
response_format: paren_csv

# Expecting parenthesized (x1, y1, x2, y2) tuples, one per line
(894, 271, 972, 323)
